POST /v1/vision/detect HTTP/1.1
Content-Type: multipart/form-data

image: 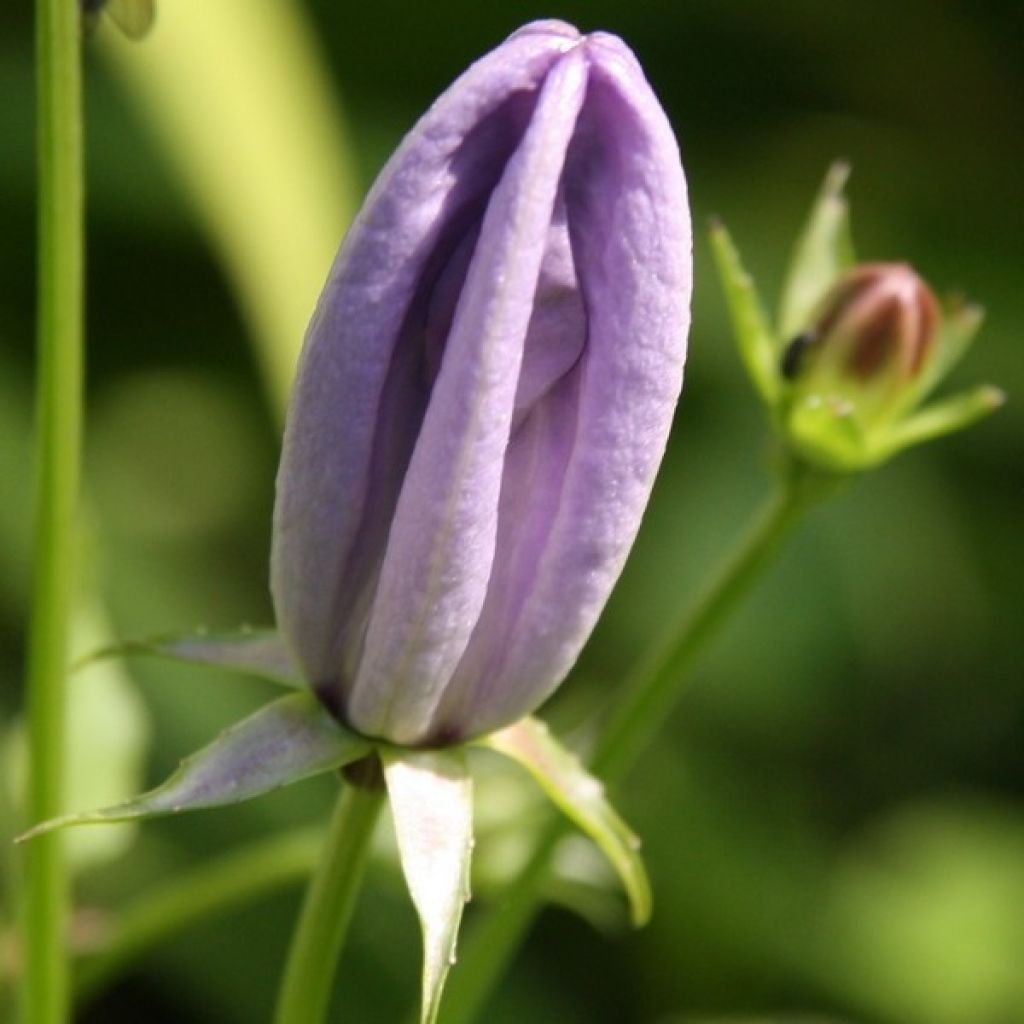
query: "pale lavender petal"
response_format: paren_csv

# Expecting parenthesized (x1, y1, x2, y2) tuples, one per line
(347, 48, 589, 744)
(270, 24, 582, 689)
(428, 37, 692, 739)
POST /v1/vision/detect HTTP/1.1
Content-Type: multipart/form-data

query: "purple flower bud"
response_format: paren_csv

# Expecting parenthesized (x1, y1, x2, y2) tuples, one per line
(270, 21, 692, 746)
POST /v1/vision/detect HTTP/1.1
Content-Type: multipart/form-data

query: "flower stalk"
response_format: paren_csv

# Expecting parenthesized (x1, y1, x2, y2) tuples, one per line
(20, 0, 85, 1020)
(273, 763, 385, 1024)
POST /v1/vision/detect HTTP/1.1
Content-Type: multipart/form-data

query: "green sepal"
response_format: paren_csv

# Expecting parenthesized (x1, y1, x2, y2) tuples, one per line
(777, 161, 855, 341)
(900, 300, 985, 414)
(18, 692, 370, 841)
(74, 627, 306, 690)
(709, 218, 780, 407)
(382, 748, 474, 1024)
(869, 385, 1005, 465)
(477, 717, 651, 927)
(786, 394, 870, 473)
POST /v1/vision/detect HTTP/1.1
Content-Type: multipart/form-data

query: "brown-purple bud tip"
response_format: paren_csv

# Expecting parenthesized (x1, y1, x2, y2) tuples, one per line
(810, 263, 941, 381)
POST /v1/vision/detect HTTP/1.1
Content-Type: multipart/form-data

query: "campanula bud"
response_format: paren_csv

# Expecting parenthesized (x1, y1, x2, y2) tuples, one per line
(271, 21, 692, 746)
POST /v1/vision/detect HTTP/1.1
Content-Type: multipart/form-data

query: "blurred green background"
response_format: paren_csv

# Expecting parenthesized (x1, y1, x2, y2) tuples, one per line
(2, 1, 1022, 1022)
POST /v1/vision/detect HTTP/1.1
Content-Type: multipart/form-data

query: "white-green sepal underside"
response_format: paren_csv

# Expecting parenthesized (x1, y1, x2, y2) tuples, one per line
(383, 748, 473, 1024)
(75, 627, 306, 689)
(19, 692, 370, 841)
(477, 716, 651, 927)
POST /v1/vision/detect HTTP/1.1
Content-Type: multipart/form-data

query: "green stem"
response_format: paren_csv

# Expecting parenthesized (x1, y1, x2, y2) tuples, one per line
(20, 0, 84, 1021)
(593, 465, 840, 782)
(274, 768, 385, 1024)
(75, 828, 324, 1005)
(440, 465, 841, 1024)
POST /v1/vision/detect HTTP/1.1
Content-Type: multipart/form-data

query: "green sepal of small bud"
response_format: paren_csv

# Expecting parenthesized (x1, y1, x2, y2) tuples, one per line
(710, 162, 1003, 473)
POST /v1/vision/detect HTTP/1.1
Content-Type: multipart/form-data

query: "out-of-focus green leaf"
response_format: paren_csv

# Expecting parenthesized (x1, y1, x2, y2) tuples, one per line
(103, 0, 156, 40)
(479, 717, 651, 927)
(100, 0, 360, 415)
(89, 371, 263, 541)
(75, 825, 324, 1003)
(825, 801, 1024, 1024)
(383, 749, 473, 1024)
(18, 693, 369, 839)
(1, 352, 151, 873)
(64, 603, 151, 869)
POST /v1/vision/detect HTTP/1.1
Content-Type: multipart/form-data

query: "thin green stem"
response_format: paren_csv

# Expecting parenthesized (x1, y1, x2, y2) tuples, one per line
(593, 465, 840, 782)
(20, 0, 84, 1021)
(75, 827, 323, 1005)
(274, 767, 385, 1024)
(440, 466, 842, 1024)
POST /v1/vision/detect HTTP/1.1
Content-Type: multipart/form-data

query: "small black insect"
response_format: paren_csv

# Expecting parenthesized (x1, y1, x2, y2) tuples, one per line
(780, 330, 820, 380)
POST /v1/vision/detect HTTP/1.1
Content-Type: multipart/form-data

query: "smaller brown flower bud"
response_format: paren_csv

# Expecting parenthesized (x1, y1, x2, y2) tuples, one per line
(784, 264, 941, 400)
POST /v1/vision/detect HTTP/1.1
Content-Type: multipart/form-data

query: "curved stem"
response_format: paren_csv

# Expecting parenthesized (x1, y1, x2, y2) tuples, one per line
(20, 0, 84, 1020)
(440, 466, 841, 1024)
(593, 465, 840, 781)
(274, 766, 385, 1024)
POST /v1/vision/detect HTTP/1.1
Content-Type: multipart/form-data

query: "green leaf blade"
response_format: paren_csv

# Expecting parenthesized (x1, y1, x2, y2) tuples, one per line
(479, 717, 651, 927)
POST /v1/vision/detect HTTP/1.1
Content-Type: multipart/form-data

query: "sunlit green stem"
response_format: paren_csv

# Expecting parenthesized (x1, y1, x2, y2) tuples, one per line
(274, 764, 385, 1024)
(20, 0, 84, 1021)
(440, 463, 842, 1024)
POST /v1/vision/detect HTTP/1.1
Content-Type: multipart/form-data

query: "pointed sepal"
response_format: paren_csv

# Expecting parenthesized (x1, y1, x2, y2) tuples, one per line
(18, 693, 370, 840)
(869, 384, 1005, 464)
(74, 628, 306, 690)
(478, 717, 651, 926)
(383, 749, 474, 1024)
(777, 161, 855, 340)
(708, 218, 780, 406)
(902, 299, 985, 412)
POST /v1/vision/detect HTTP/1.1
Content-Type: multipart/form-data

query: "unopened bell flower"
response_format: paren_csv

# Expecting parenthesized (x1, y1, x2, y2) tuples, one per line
(271, 20, 693, 746)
